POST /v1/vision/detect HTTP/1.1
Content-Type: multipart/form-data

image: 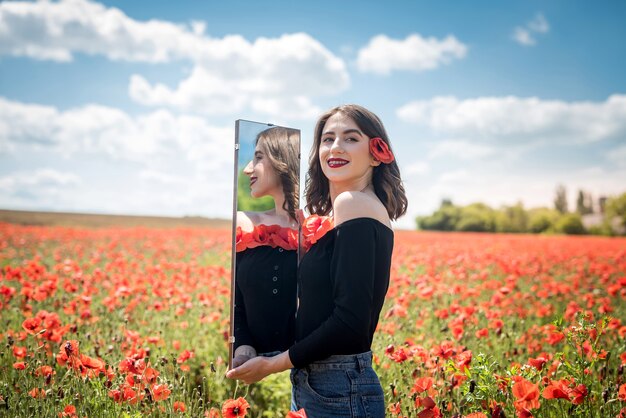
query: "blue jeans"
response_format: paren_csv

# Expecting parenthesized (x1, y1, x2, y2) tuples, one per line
(290, 351, 385, 417)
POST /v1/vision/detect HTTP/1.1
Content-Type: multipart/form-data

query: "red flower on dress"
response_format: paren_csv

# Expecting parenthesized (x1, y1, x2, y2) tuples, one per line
(236, 225, 298, 252)
(369, 137, 395, 164)
(222, 397, 250, 418)
(302, 215, 334, 250)
(235, 227, 254, 252)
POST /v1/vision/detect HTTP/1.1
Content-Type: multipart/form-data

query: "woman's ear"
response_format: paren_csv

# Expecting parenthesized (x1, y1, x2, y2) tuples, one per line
(370, 157, 382, 167)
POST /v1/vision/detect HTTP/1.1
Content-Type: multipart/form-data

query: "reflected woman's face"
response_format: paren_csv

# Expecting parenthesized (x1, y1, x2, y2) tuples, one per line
(243, 142, 281, 198)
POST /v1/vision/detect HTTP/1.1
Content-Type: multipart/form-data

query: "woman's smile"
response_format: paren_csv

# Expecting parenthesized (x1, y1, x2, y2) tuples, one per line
(327, 158, 349, 168)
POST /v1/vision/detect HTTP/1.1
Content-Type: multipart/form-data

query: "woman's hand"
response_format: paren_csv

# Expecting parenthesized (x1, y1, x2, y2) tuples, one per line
(232, 354, 253, 368)
(226, 350, 293, 384)
(232, 345, 257, 368)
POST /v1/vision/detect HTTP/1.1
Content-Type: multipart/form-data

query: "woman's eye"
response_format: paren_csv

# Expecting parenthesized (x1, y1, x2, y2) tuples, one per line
(322, 137, 334, 143)
(346, 137, 358, 142)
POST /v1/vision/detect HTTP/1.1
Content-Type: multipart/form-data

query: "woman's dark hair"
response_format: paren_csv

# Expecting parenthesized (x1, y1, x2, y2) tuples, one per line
(256, 127, 300, 222)
(305, 104, 408, 220)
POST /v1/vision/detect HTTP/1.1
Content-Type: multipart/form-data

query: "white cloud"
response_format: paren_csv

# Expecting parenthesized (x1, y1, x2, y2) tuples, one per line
(397, 94, 626, 143)
(513, 28, 535, 46)
(404, 161, 430, 175)
(128, 31, 346, 118)
(607, 145, 626, 167)
(356, 34, 467, 75)
(513, 13, 550, 46)
(0, 169, 81, 192)
(0, 96, 237, 217)
(0, 0, 349, 118)
(428, 140, 495, 160)
(0, 96, 233, 165)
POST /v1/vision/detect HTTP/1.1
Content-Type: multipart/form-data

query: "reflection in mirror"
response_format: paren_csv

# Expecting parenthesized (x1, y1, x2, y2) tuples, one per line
(230, 120, 300, 369)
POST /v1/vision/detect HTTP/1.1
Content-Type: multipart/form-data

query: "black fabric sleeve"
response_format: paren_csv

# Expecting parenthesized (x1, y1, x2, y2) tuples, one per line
(233, 255, 254, 350)
(288, 221, 377, 368)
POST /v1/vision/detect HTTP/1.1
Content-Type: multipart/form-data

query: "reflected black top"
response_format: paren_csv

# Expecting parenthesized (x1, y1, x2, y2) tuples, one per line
(234, 245, 297, 354)
(288, 217, 394, 368)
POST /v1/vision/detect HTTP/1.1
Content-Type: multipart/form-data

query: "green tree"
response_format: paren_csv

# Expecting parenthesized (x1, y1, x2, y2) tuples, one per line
(554, 213, 586, 235)
(605, 192, 626, 234)
(416, 202, 461, 231)
(527, 207, 560, 233)
(495, 202, 528, 233)
(576, 189, 593, 215)
(456, 203, 496, 232)
(554, 184, 568, 213)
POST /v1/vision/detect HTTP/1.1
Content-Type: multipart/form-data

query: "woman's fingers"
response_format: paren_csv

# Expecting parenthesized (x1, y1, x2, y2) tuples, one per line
(225, 357, 269, 384)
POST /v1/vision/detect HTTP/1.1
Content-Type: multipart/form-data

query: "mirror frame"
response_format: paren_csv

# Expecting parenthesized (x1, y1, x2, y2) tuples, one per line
(228, 119, 301, 369)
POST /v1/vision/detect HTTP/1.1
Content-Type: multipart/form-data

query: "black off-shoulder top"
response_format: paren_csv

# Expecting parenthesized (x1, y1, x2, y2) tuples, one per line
(234, 246, 297, 354)
(288, 217, 394, 368)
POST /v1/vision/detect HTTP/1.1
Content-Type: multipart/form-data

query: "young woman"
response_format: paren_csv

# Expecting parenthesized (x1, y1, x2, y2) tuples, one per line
(227, 105, 407, 417)
(233, 126, 300, 367)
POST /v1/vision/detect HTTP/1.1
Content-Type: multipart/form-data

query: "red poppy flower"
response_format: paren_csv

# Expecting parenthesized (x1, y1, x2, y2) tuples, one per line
(619, 383, 626, 401)
(169, 401, 184, 412)
(29, 388, 46, 399)
(412, 377, 433, 393)
(151, 383, 171, 401)
(568, 384, 587, 405)
(59, 404, 77, 418)
(512, 378, 540, 412)
(35, 365, 55, 378)
(221, 397, 250, 418)
(79, 354, 106, 377)
(369, 137, 395, 164)
(12, 346, 27, 358)
(22, 317, 42, 334)
(528, 356, 547, 371)
(542, 379, 570, 400)
(13, 361, 26, 370)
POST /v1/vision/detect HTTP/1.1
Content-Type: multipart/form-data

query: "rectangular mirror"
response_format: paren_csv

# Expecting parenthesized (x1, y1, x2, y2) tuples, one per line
(229, 120, 301, 369)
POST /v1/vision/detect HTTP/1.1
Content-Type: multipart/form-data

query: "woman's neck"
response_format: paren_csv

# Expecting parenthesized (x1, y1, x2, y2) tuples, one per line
(268, 191, 296, 227)
(328, 174, 374, 208)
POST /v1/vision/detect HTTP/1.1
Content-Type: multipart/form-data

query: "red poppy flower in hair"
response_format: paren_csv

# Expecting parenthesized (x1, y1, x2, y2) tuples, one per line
(369, 137, 394, 164)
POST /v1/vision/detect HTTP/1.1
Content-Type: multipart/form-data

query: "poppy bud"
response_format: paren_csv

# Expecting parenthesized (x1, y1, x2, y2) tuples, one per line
(469, 380, 476, 393)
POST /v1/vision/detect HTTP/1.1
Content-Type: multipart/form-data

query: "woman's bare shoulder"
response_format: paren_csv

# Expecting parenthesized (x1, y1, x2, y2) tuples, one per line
(333, 191, 390, 228)
(236, 211, 256, 232)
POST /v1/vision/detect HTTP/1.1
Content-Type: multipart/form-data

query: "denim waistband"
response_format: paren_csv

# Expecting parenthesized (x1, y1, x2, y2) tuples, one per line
(304, 351, 372, 372)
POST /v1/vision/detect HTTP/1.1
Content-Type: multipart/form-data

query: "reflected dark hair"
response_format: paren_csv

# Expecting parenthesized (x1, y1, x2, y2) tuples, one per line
(305, 104, 408, 220)
(256, 127, 300, 222)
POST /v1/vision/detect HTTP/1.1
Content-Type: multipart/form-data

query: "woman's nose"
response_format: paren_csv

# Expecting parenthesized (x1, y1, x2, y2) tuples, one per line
(330, 138, 344, 153)
(243, 160, 253, 175)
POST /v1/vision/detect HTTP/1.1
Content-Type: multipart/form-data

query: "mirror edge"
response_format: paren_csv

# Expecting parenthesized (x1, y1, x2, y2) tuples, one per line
(228, 120, 241, 371)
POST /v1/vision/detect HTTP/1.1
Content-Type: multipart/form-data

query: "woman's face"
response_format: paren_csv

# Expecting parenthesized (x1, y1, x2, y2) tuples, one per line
(243, 141, 281, 198)
(318, 112, 379, 184)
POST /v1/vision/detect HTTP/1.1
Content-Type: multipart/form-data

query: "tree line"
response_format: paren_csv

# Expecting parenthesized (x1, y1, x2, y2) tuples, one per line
(416, 186, 626, 236)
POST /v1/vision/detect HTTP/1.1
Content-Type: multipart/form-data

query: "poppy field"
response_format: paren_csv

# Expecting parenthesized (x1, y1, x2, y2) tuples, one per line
(1, 222, 625, 417)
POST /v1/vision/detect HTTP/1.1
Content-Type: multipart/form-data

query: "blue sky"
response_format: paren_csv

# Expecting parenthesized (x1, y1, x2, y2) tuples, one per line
(1, 0, 625, 228)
